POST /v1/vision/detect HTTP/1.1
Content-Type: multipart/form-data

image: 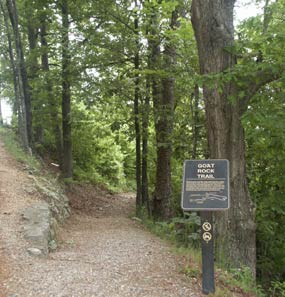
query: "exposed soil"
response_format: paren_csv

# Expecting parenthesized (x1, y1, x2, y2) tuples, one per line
(0, 136, 203, 297)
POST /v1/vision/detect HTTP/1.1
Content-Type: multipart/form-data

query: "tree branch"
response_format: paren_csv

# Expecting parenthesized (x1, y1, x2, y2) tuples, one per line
(241, 65, 282, 110)
(109, 12, 136, 33)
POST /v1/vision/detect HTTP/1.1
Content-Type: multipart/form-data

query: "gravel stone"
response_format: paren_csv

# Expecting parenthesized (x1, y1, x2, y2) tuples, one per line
(27, 248, 43, 257)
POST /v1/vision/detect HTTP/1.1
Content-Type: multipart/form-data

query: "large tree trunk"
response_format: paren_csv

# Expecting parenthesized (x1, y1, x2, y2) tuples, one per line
(61, 0, 73, 178)
(6, 0, 33, 148)
(191, 0, 256, 274)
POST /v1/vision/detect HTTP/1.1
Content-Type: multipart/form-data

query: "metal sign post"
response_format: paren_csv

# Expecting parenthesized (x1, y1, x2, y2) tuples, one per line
(201, 211, 214, 294)
(181, 159, 230, 295)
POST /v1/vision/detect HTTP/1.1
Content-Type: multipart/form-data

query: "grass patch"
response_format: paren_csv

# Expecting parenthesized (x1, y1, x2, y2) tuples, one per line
(174, 246, 202, 264)
(0, 127, 39, 173)
(216, 267, 266, 296)
(138, 208, 266, 297)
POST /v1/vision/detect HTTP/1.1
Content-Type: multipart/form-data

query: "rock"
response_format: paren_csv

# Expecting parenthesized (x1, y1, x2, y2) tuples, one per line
(21, 176, 71, 255)
(131, 217, 142, 223)
(22, 202, 50, 223)
(50, 218, 58, 240)
(33, 177, 71, 223)
(27, 247, 43, 256)
(22, 202, 51, 255)
(49, 240, 57, 251)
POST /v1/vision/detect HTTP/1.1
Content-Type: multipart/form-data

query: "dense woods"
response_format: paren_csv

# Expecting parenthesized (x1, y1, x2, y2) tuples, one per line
(0, 0, 284, 293)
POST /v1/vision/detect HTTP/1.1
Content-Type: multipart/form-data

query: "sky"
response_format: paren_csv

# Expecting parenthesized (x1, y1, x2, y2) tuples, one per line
(0, 99, 12, 124)
(0, 1, 262, 124)
(235, 0, 262, 23)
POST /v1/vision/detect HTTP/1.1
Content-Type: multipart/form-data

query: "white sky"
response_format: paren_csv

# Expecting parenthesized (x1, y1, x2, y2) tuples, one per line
(235, 0, 262, 24)
(0, 1, 261, 124)
(0, 99, 12, 124)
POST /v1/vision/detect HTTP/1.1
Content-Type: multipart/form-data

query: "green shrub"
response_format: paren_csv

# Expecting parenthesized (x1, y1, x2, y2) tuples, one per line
(269, 281, 285, 297)
(72, 103, 135, 190)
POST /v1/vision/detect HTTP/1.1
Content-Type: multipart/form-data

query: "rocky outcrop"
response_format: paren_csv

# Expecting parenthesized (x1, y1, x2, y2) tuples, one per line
(22, 202, 51, 256)
(22, 176, 71, 256)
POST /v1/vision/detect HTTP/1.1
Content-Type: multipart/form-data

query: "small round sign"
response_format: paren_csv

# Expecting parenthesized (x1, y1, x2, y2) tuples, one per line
(202, 222, 212, 232)
(203, 232, 212, 243)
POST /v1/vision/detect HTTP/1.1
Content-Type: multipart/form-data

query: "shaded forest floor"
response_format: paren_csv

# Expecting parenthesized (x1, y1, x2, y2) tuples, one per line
(0, 135, 203, 297)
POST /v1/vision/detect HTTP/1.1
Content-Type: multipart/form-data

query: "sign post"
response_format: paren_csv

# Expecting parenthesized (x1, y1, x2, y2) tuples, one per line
(181, 159, 229, 295)
(200, 211, 214, 294)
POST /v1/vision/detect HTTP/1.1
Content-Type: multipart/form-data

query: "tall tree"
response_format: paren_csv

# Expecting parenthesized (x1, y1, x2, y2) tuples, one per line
(191, 0, 281, 274)
(191, 0, 256, 274)
(61, 0, 72, 178)
(25, 4, 43, 144)
(151, 5, 179, 219)
(141, 78, 150, 214)
(134, 0, 142, 212)
(0, 0, 28, 148)
(148, 3, 163, 218)
(6, 0, 32, 148)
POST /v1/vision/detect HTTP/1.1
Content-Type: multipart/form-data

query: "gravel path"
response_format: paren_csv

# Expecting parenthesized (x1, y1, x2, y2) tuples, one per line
(0, 136, 202, 297)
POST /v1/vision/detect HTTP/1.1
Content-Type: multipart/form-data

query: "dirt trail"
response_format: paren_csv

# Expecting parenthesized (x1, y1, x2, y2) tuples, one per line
(0, 136, 201, 297)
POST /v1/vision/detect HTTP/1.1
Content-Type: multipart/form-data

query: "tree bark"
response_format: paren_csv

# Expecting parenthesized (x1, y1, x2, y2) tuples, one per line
(61, 0, 73, 178)
(6, 0, 33, 148)
(26, 6, 46, 146)
(191, 0, 256, 274)
(191, 84, 200, 159)
(148, 7, 165, 219)
(152, 9, 178, 220)
(134, 1, 142, 212)
(27, 16, 44, 145)
(142, 78, 150, 214)
(0, 0, 28, 148)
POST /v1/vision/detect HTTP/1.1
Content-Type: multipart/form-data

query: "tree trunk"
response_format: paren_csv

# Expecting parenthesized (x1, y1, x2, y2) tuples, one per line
(40, 16, 63, 164)
(27, 17, 44, 145)
(152, 78, 174, 219)
(148, 7, 167, 219)
(6, 0, 33, 148)
(61, 0, 73, 178)
(142, 78, 150, 214)
(151, 9, 178, 220)
(0, 0, 28, 148)
(191, 0, 256, 275)
(134, 1, 142, 212)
